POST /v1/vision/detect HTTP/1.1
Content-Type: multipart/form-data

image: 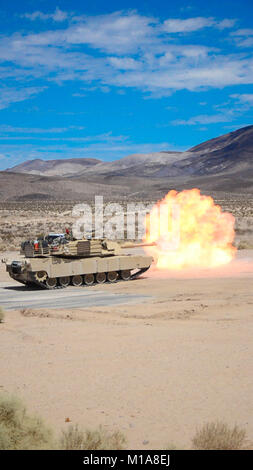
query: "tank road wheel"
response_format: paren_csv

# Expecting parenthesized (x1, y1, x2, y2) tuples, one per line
(120, 269, 131, 281)
(34, 271, 47, 283)
(45, 277, 57, 289)
(84, 274, 95, 286)
(107, 271, 118, 283)
(59, 276, 70, 287)
(72, 275, 83, 287)
(96, 272, 106, 284)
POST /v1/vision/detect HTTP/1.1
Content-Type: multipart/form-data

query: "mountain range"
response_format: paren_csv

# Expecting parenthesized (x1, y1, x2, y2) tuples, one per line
(2, 125, 253, 200)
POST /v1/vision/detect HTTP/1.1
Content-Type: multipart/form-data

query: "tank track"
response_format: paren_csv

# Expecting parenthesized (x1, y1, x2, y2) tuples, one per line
(35, 267, 150, 289)
(130, 266, 150, 279)
(30, 274, 64, 290)
(12, 267, 151, 290)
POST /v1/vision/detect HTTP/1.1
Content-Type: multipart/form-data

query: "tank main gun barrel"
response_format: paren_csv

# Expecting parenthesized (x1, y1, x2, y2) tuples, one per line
(121, 241, 157, 249)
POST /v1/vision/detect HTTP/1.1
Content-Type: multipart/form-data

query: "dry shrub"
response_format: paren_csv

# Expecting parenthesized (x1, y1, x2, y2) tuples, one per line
(0, 307, 5, 323)
(0, 393, 54, 450)
(60, 424, 126, 450)
(192, 421, 247, 450)
(60, 425, 85, 450)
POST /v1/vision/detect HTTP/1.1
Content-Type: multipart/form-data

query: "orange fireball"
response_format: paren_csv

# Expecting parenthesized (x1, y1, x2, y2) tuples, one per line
(143, 189, 236, 270)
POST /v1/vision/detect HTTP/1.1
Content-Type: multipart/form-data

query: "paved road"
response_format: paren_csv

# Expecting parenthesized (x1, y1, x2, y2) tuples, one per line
(0, 282, 151, 310)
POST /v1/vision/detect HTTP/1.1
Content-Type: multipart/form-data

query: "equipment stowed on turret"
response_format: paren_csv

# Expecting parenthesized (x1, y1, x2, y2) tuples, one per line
(4, 236, 153, 289)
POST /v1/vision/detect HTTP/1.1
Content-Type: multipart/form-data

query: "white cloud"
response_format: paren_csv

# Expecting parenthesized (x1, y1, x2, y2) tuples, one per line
(163, 16, 236, 33)
(17, 11, 157, 54)
(231, 28, 253, 36)
(51, 8, 68, 22)
(63, 12, 158, 54)
(0, 125, 85, 134)
(0, 130, 128, 143)
(173, 94, 253, 127)
(171, 91, 253, 126)
(216, 19, 236, 30)
(23, 7, 68, 22)
(163, 17, 215, 33)
(230, 28, 253, 47)
(234, 38, 253, 48)
(0, 87, 46, 110)
(108, 57, 140, 70)
(107, 56, 253, 94)
(230, 93, 253, 104)
(171, 113, 234, 126)
(0, 11, 251, 101)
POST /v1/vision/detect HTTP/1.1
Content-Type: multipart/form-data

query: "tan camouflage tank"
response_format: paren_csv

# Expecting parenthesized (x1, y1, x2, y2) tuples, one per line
(3, 237, 153, 289)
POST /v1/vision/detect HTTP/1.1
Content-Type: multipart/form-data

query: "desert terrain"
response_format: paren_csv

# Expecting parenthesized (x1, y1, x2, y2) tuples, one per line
(1, 126, 253, 449)
(0, 244, 253, 449)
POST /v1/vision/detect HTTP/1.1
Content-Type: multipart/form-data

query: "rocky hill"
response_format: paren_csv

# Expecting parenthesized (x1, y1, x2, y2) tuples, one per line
(6, 157, 101, 177)
(2, 125, 253, 199)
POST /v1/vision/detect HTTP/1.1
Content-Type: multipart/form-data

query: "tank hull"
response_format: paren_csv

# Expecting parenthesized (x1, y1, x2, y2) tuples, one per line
(6, 254, 153, 288)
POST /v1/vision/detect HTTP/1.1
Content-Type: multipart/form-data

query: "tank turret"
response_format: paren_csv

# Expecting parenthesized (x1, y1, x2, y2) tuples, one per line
(51, 238, 156, 258)
(21, 237, 155, 259)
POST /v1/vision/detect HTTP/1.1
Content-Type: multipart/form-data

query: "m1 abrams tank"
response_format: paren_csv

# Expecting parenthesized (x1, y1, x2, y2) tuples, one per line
(4, 237, 153, 289)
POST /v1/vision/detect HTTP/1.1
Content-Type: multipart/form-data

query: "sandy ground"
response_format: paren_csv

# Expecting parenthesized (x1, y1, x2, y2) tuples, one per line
(0, 250, 253, 449)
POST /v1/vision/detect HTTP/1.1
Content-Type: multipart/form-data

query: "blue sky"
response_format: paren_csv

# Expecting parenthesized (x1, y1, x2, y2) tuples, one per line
(0, 0, 252, 169)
